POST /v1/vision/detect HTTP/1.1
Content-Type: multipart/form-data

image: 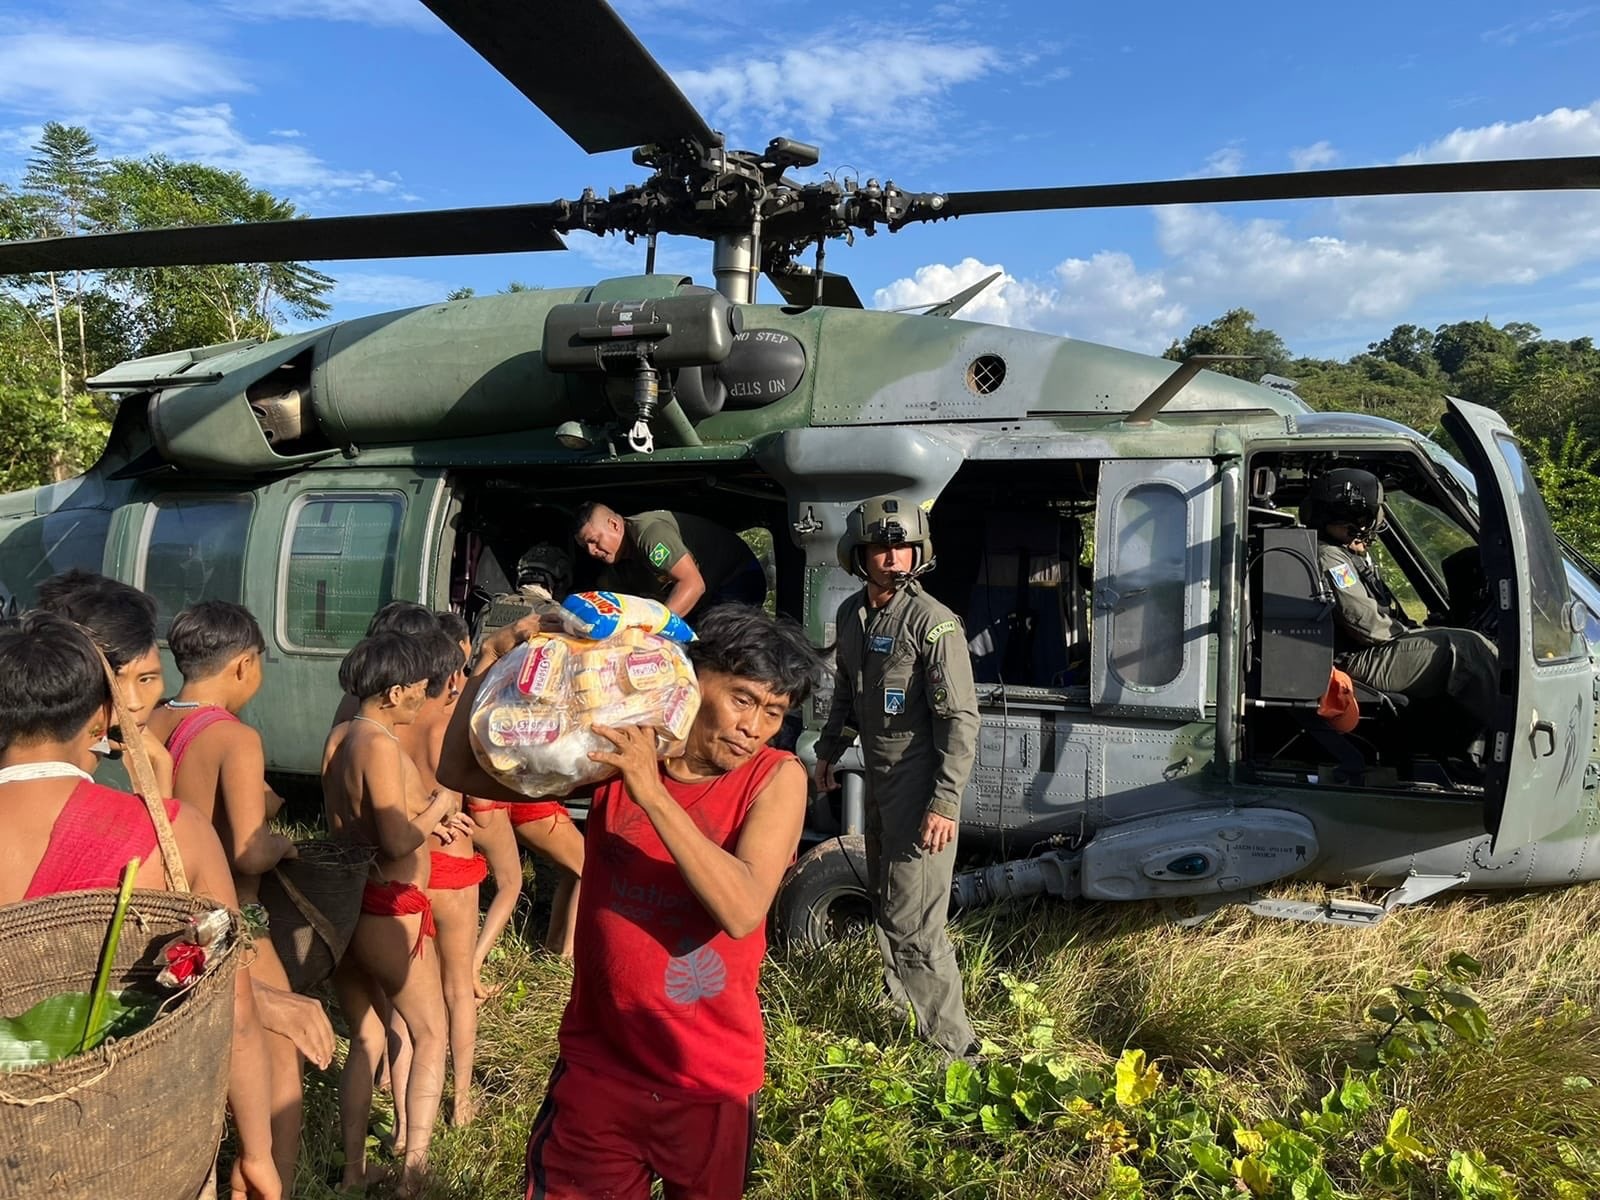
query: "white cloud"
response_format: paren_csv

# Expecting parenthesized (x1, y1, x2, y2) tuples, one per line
(0, 32, 246, 113)
(873, 254, 1186, 352)
(1482, 7, 1596, 47)
(216, 0, 439, 28)
(1201, 144, 1244, 177)
(328, 272, 448, 307)
(269, 129, 304, 139)
(1289, 140, 1337, 171)
(97, 104, 403, 201)
(676, 37, 1002, 149)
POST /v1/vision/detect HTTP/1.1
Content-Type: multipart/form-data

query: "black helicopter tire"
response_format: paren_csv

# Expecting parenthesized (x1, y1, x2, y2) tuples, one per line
(774, 834, 875, 950)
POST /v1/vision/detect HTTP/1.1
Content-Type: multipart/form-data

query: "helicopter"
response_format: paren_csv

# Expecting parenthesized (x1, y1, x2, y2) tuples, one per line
(2, 0, 1599, 947)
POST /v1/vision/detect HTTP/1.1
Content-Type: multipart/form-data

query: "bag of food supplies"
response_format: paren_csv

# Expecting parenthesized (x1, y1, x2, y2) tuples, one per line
(468, 592, 700, 798)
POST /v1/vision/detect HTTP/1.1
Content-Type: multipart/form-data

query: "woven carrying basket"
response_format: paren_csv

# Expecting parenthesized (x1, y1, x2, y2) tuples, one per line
(258, 840, 373, 993)
(0, 889, 241, 1200)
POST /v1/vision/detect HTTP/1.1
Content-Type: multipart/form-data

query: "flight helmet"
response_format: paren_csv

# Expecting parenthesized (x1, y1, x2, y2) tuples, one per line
(839, 495, 935, 580)
(1306, 468, 1386, 540)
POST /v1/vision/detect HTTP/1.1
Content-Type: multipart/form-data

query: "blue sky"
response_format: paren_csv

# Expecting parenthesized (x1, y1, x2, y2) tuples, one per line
(2, 0, 1599, 359)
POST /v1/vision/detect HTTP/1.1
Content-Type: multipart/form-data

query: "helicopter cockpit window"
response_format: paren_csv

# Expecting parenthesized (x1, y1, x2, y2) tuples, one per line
(1107, 482, 1187, 688)
(282, 492, 405, 651)
(0, 508, 112, 613)
(139, 496, 252, 631)
(1494, 433, 1585, 662)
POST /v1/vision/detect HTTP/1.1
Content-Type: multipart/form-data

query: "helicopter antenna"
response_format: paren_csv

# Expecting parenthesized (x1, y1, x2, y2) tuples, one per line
(813, 236, 827, 307)
(1126, 354, 1257, 425)
(645, 231, 657, 274)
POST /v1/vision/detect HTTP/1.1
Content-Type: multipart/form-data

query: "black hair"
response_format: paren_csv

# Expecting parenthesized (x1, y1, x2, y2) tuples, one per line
(365, 600, 438, 639)
(34, 570, 159, 672)
(435, 610, 471, 646)
(167, 600, 266, 681)
(416, 627, 467, 698)
(0, 612, 113, 750)
(571, 501, 607, 537)
(685, 604, 824, 707)
(338, 632, 434, 701)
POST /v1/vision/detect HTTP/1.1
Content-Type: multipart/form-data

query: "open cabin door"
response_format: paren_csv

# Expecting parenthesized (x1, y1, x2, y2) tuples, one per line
(1440, 398, 1594, 850)
(1091, 458, 1217, 720)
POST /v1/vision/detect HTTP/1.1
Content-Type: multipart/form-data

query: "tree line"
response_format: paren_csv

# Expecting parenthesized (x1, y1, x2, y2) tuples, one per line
(3, 123, 1597, 558)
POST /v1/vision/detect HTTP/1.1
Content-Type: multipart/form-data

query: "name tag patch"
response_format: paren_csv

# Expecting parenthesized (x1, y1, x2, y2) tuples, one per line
(883, 688, 906, 715)
(868, 634, 894, 654)
(1327, 562, 1359, 590)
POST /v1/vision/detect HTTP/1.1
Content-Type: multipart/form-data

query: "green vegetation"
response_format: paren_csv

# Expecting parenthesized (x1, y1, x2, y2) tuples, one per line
(282, 882, 1600, 1198)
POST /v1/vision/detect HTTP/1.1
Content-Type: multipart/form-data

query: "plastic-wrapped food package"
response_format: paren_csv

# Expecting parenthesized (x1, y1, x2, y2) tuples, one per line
(469, 620, 701, 798)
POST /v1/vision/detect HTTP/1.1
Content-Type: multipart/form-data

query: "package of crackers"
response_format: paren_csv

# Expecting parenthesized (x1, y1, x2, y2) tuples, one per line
(468, 619, 700, 798)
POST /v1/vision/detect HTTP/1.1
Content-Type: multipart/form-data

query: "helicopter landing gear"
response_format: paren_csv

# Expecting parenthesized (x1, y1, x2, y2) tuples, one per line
(773, 835, 875, 949)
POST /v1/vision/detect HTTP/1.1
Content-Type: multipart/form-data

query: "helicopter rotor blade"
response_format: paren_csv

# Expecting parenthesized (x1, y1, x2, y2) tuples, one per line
(0, 204, 569, 275)
(764, 269, 863, 309)
(418, 0, 716, 155)
(918, 155, 1600, 223)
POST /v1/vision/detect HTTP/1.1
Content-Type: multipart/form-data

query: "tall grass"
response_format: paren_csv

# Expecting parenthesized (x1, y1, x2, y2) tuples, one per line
(287, 882, 1600, 1198)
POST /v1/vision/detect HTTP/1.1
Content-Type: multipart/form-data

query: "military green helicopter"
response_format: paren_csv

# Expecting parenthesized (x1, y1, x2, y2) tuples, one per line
(3, 0, 1599, 945)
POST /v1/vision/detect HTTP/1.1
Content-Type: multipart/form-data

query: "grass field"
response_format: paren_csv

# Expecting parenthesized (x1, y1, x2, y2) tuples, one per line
(288, 879, 1600, 1199)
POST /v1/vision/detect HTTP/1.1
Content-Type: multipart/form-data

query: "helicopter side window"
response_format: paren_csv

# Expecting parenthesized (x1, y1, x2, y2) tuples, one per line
(281, 492, 405, 651)
(0, 508, 112, 613)
(1107, 482, 1188, 688)
(138, 496, 252, 631)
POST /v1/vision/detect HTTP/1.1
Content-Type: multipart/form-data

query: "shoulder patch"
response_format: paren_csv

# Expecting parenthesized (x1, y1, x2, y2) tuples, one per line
(648, 541, 672, 568)
(926, 619, 958, 644)
(1327, 562, 1358, 590)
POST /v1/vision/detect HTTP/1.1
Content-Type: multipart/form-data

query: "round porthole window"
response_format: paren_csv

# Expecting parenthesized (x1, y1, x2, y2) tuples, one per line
(965, 354, 1006, 394)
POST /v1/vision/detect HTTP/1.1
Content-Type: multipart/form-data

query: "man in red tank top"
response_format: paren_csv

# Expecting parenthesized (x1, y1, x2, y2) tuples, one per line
(440, 604, 824, 1199)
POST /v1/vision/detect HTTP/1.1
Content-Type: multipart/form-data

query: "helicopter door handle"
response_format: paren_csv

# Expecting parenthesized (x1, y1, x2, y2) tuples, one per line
(1530, 719, 1556, 758)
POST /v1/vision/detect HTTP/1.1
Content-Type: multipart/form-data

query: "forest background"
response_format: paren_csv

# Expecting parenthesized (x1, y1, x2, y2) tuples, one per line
(4, 122, 1598, 562)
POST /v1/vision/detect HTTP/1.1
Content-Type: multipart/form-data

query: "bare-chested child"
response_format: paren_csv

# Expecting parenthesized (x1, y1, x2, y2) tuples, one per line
(0, 612, 283, 1200)
(145, 600, 326, 1191)
(324, 631, 473, 1195)
(385, 613, 522, 1134)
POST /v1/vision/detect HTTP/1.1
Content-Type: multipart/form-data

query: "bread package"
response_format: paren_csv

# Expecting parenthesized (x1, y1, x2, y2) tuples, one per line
(469, 615, 700, 798)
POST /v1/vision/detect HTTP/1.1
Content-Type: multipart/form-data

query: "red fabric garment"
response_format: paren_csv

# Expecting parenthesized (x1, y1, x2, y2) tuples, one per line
(25, 781, 183, 899)
(524, 1058, 756, 1200)
(165, 705, 241, 775)
(558, 745, 793, 1102)
(360, 880, 437, 958)
(468, 798, 571, 827)
(429, 850, 488, 890)
(1318, 667, 1360, 733)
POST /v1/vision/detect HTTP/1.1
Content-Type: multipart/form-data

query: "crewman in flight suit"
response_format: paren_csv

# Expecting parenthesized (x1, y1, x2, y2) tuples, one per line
(813, 495, 980, 1059)
(1309, 468, 1499, 763)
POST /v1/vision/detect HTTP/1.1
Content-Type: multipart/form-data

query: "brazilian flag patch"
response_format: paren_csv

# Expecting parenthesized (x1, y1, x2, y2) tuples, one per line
(649, 542, 672, 568)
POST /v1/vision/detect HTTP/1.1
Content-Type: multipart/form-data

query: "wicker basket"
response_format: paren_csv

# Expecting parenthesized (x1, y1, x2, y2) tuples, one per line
(0, 889, 241, 1200)
(257, 840, 374, 993)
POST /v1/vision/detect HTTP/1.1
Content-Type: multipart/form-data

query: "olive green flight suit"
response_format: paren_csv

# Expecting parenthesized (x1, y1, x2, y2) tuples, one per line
(1317, 538, 1498, 741)
(816, 580, 980, 1056)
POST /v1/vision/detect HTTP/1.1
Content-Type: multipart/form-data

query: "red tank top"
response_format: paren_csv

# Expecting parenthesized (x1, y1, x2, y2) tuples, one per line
(558, 745, 794, 1100)
(25, 780, 184, 899)
(165, 705, 241, 775)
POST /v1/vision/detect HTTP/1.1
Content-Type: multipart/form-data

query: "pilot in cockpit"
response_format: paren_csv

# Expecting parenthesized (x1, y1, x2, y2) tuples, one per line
(1308, 468, 1499, 768)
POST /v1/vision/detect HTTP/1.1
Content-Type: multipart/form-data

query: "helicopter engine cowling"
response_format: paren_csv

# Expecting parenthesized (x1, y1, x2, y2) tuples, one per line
(135, 276, 726, 475)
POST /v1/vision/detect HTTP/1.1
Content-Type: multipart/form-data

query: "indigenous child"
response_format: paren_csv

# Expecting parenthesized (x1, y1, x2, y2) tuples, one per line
(330, 600, 442, 729)
(36, 570, 175, 795)
(439, 605, 822, 1200)
(324, 631, 473, 1195)
(145, 600, 313, 1190)
(0, 612, 283, 1200)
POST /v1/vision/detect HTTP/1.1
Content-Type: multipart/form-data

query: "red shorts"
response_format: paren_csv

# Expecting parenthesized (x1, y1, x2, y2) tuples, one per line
(468, 798, 571, 827)
(524, 1058, 756, 1200)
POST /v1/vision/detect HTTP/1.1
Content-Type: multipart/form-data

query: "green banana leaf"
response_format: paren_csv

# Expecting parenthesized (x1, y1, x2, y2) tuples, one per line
(0, 988, 161, 1068)
(0, 857, 158, 1070)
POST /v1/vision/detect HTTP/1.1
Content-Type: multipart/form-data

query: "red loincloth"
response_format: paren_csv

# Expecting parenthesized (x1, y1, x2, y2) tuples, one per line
(26, 781, 183, 900)
(165, 706, 241, 775)
(467, 798, 571, 827)
(360, 880, 437, 958)
(429, 851, 488, 890)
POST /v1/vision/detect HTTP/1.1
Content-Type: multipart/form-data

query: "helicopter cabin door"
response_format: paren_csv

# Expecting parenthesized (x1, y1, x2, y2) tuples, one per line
(1440, 397, 1595, 851)
(1091, 458, 1217, 720)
